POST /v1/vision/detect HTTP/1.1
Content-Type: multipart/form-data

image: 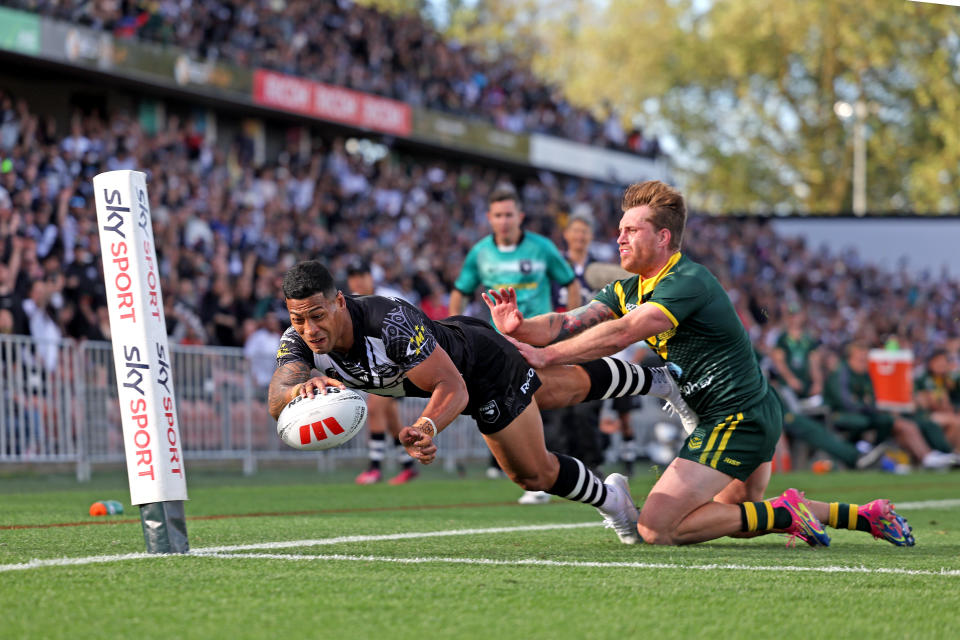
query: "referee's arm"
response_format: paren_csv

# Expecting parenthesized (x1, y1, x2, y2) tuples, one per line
(448, 288, 471, 315)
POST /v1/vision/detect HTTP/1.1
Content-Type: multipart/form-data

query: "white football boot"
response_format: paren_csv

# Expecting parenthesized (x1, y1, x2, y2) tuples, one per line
(650, 363, 699, 435)
(596, 473, 641, 544)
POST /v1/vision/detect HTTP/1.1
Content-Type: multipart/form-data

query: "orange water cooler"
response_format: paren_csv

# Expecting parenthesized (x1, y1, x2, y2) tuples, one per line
(868, 349, 915, 412)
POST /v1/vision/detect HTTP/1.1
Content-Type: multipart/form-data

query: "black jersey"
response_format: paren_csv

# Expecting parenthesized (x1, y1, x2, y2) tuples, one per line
(276, 295, 473, 398)
(275, 294, 542, 435)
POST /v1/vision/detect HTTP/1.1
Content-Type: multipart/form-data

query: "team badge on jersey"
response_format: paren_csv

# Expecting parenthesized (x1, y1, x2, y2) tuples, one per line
(407, 324, 426, 357)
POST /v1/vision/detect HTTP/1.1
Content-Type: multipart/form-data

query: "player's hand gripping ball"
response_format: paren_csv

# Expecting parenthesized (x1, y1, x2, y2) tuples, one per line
(276, 387, 367, 450)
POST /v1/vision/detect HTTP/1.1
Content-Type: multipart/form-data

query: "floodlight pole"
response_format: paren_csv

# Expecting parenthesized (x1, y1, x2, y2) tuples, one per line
(852, 100, 868, 216)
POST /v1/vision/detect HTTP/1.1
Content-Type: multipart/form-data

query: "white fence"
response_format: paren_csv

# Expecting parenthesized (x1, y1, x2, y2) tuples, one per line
(0, 335, 490, 480)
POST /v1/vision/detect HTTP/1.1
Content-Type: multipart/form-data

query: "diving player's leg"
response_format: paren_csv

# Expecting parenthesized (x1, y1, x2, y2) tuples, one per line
(534, 359, 698, 434)
(482, 399, 641, 544)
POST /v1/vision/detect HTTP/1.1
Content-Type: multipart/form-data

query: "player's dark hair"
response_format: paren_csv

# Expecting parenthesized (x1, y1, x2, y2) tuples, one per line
(488, 184, 519, 207)
(282, 261, 337, 300)
(621, 180, 686, 250)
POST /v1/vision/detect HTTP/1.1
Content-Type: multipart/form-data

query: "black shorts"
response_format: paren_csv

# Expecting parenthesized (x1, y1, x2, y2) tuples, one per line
(443, 316, 542, 435)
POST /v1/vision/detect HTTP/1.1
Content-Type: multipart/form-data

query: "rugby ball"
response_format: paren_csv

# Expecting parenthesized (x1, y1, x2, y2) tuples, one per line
(276, 388, 367, 451)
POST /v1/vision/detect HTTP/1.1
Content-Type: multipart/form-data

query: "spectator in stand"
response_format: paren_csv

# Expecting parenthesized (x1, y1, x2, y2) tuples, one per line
(914, 349, 960, 452)
(824, 342, 957, 470)
(770, 308, 825, 411)
(4, 1, 661, 156)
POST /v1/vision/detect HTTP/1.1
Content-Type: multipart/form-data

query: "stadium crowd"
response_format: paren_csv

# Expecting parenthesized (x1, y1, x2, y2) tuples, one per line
(2, 84, 959, 469)
(0, 0, 661, 157)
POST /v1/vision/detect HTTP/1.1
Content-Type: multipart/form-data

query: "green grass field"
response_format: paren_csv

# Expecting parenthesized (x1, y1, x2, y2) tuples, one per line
(2, 465, 958, 639)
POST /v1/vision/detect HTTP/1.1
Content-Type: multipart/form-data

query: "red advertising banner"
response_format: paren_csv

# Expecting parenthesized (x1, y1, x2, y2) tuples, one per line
(253, 69, 412, 137)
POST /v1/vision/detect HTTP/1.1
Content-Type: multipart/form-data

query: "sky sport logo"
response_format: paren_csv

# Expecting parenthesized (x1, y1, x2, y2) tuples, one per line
(299, 417, 345, 445)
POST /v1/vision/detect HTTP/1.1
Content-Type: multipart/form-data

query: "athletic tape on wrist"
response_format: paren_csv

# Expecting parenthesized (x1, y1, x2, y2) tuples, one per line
(418, 416, 437, 438)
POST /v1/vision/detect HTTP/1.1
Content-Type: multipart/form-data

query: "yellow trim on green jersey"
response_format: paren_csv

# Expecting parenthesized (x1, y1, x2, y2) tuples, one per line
(614, 280, 628, 316)
(647, 301, 679, 327)
(638, 251, 683, 298)
(592, 253, 768, 418)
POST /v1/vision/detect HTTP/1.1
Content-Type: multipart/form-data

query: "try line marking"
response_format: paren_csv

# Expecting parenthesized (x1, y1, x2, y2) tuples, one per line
(3, 502, 960, 576)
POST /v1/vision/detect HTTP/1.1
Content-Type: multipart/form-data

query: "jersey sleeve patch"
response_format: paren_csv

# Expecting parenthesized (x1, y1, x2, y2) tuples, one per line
(276, 326, 313, 368)
(382, 300, 437, 368)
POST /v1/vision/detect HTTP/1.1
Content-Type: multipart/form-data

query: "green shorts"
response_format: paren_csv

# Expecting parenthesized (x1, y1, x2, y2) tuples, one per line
(678, 386, 782, 481)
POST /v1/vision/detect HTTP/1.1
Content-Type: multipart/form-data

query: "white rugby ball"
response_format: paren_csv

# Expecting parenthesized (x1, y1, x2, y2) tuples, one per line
(276, 387, 367, 451)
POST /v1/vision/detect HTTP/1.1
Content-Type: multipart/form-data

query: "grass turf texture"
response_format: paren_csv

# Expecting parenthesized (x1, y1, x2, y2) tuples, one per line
(2, 467, 958, 639)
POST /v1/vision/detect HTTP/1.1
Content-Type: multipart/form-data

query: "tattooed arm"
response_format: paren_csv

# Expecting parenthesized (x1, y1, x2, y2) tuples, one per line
(484, 286, 616, 346)
(267, 361, 311, 420)
(551, 302, 618, 344)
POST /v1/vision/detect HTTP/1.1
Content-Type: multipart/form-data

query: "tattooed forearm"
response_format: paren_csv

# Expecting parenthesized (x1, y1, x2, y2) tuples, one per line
(267, 361, 311, 419)
(551, 302, 617, 344)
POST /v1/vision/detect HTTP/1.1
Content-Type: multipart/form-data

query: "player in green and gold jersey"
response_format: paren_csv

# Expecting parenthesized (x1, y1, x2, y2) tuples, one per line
(486, 180, 914, 547)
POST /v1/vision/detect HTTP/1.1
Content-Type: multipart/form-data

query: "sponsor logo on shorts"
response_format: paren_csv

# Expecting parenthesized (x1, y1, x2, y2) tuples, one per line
(479, 400, 500, 423)
(519, 368, 535, 395)
(688, 427, 706, 451)
(723, 457, 741, 466)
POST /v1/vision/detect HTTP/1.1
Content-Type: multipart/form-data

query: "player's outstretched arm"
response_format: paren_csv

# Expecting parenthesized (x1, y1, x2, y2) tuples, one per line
(483, 287, 616, 346)
(516, 303, 674, 368)
(399, 346, 469, 464)
(268, 361, 311, 419)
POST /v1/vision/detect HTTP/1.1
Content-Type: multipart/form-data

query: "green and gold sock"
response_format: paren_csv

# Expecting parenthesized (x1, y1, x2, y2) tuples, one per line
(740, 501, 792, 532)
(827, 502, 872, 532)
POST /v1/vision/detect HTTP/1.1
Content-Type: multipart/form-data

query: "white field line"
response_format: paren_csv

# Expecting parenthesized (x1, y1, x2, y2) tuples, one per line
(201, 552, 960, 577)
(895, 498, 960, 510)
(2, 497, 957, 574)
(190, 522, 600, 554)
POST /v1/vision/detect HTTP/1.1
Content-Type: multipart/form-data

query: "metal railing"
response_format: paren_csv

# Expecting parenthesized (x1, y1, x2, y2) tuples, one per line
(0, 335, 490, 480)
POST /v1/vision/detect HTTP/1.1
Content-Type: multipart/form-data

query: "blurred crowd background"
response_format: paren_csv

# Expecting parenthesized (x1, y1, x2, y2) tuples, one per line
(1, 0, 660, 156)
(1, 0, 959, 472)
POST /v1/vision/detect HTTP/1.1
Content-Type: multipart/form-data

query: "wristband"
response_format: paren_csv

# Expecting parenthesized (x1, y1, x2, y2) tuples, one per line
(417, 416, 438, 438)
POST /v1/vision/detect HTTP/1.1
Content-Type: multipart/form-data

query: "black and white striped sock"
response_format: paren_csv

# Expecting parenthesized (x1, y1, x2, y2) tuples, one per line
(546, 453, 608, 507)
(368, 432, 386, 470)
(581, 357, 652, 401)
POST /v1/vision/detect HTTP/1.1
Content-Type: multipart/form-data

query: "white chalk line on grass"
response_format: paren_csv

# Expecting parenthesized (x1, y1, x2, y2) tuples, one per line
(190, 522, 599, 554)
(3, 497, 958, 575)
(201, 552, 960, 577)
(895, 498, 960, 510)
